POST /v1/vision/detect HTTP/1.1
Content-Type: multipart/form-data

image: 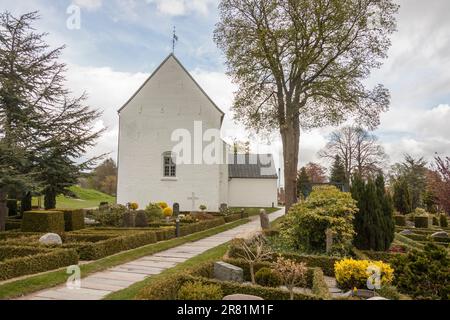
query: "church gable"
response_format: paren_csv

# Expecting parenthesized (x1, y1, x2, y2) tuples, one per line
(118, 54, 224, 126)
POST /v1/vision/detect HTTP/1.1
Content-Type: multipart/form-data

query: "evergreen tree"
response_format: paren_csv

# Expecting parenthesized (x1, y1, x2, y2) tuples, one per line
(0, 12, 104, 214)
(330, 155, 347, 189)
(375, 174, 395, 249)
(393, 178, 412, 214)
(297, 167, 311, 199)
(351, 174, 393, 251)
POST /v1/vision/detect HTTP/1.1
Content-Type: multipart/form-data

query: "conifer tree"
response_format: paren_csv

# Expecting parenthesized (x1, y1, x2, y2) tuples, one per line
(330, 155, 347, 189)
(393, 178, 412, 214)
(376, 174, 395, 249)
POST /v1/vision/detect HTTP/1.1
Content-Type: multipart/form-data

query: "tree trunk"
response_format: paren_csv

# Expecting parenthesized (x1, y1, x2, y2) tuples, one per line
(281, 116, 300, 212)
(0, 188, 8, 231)
(250, 264, 255, 284)
(44, 189, 57, 210)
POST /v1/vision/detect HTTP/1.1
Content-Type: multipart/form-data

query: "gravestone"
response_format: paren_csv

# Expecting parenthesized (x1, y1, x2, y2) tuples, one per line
(220, 203, 228, 213)
(214, 261, 244, 283)
(399, 229, 414, 235)
(122, 211, 135, 228)
(135, 210, 149, 227)
(259, 209, 270, 230)
(173, 203, 180, 216)
(325, 229, 334, 253)
(431, 231, 449, 238)
(223, 294, 264, 301)
(39, 233, 62, 245)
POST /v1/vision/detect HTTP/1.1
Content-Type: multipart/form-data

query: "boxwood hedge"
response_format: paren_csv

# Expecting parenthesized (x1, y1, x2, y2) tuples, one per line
(21, 211, 65, 233)
(0, 246, 78, 281)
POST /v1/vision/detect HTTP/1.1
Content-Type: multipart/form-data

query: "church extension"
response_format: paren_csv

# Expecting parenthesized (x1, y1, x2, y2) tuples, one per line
(117, 54, 278, 212)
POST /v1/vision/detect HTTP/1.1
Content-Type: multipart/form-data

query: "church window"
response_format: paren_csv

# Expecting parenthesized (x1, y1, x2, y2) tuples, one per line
(163, 152, 176, 177)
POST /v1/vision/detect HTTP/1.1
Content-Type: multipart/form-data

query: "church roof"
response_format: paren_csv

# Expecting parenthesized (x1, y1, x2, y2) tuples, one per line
(118, 54, 225, 122)
(228, 154, 278, 180)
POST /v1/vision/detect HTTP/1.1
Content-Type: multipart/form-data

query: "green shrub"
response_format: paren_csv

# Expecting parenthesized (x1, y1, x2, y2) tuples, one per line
(135, 211, 149, 228)
(122, 211, 135, 228)
(145, 203, 163, 222)
(5, 219, 21, 231)
(94, 205, 127, 227)
(255, 267, 281, 287)
(280, 186, 357, 254)
(0, 247, 78, 281)
(224, 214, 241, 223)
(177, 281, 223, 300)
(392, 244, 450, 300)
(414, 216, 429, 228)
(179, 218, 226, 237)
(394, 215, 407, 226)
(21, 211, 65, 233)
(440, 214, 448, 228)
(432, 216, 440, 226)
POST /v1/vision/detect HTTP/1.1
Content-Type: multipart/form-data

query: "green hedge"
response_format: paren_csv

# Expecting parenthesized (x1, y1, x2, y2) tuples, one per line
(5, 219, 21, 231)
(0, 247, 78, 281)
(54, 209, 85, 231)
(227, 245, 339, 276)
(361, 250, 404, 263)
(394, 215, 407, 226)
(63, 231, 158, 260)
(0, 246, 51, 262)
(222, 257, 329, 299)
(414, 216, 430, 228)
(179, 218, 226, 237)
(137, 262, 321, 300)
(22, 211, 65, 233)
(224, 214, 241, 223)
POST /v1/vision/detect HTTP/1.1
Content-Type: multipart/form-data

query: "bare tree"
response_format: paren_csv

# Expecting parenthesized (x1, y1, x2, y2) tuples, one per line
(214, 0, 398, 210)
(275, 257, 308, 300)
(233, 235, 272, 284)
(319, 126, 388, 182)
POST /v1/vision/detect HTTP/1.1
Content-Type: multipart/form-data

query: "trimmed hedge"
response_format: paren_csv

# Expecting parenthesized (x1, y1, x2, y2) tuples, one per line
(56, 209, 85, 231)
(394, 215, 407, 226)
(0, 246, 78, 281)
(137, 262, 322, 300)
(404, 233, 450, 243)
(224, 214, 241, 223)
(179, 218, 226, 237)
(5, 219, 21, 231)
(63, 231, 158, 260)
(361, 250, 404, 263)
(22, 211, 65, 233)
(414, 216, 430, 228)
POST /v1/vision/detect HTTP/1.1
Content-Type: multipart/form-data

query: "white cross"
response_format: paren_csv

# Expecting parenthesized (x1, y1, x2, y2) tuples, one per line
(188, 192, 199, 212)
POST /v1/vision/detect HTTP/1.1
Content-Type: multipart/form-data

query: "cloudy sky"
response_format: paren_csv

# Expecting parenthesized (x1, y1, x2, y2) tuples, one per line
(1, 0, 449, 175)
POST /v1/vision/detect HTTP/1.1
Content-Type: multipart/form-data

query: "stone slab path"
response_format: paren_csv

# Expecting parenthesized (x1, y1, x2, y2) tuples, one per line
(18, 208, 285, 300)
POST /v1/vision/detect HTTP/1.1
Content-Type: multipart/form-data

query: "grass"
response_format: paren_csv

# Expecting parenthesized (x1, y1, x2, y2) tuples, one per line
(32, 186, 116, 210)
(230, 207, 280, 216)
(105, 242, 230, 300)
(0, 218, 250, 299)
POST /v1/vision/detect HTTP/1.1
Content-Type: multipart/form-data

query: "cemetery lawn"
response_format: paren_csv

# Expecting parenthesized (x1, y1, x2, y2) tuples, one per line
(0, 219, 249, 299)
(104, 242, 230, 300)
(32, 186, 116, 210)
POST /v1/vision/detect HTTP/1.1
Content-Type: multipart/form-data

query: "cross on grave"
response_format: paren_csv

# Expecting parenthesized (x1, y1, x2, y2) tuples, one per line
(188, 192, 199, 212)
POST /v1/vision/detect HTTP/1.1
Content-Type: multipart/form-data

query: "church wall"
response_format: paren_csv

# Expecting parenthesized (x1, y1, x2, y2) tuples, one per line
(228, 178, 278, 208)
(117, 56, 224, 212)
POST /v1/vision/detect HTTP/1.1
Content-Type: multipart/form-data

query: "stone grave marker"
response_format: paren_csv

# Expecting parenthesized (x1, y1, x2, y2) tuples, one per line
(214, 261, 244, 283)
(259, 209, 270, 230)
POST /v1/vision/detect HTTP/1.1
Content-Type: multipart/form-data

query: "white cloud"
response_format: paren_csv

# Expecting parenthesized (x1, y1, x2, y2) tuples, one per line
(146, 0, 215, 16)
(73, 0, 103, 11)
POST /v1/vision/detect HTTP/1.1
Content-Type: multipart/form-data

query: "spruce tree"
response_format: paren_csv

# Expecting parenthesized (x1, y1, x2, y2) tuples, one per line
(330, 155, 347, 189)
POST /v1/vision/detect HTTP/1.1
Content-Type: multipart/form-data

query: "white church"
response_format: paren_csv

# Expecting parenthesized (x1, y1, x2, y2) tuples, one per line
(117, 54, 278, 212)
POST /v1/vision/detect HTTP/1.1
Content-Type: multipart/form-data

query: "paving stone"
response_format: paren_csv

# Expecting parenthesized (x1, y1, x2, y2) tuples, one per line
(94, 271, 147, 282)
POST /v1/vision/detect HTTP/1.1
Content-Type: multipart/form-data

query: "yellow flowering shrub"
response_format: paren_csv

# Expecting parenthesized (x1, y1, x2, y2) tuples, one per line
(163, 207, 174, 217)
(334, 258, 394, 290)
(157, 202, 168, 210)
(128, 202, 139, 210)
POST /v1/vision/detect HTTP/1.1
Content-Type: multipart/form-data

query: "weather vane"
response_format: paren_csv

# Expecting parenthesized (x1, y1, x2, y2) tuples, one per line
(172, 26, 178, 54)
